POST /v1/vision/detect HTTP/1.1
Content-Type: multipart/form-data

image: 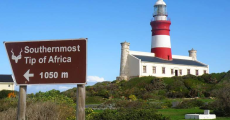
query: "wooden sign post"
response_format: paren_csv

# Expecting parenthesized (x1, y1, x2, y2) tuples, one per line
(76, 84, 85, 120)
(4, 39, 87, 120)
(17, 85, 27, 120)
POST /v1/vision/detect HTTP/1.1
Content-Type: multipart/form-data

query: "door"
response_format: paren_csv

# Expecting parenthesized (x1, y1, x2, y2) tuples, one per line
(175, 70, 178, 76)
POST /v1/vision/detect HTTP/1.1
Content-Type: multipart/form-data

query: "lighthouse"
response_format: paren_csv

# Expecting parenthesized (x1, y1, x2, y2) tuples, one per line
(116, 0, 209, 80)
(150, 0, 172, 60)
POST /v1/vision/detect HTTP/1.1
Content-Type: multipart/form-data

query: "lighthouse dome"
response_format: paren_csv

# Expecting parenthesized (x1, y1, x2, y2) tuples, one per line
(155, 0, 166, 6)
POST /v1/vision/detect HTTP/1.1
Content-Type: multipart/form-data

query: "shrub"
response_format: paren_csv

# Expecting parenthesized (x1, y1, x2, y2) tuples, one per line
(0, 90, 17, 99)
(86, 108, 95, 120)
(128, 94, 137, 101)
(104, 99, 139, 109)
(90, 108, 170, 120)
(0, 98, 18, 112)
(158, 90, 166, 96)
(0, 107, 17, 120)
(103, 99, 164, 109)
(166, 80, 189, 98)
(182, 74, 198, 80)
(98, 89, 110, 98)
(122, 76, 154, 90)
(175, 99, 204, 109)
(212, 84, 230, 116)
(123, 87, 143, 99)
(62, 87, 77, 102)
(0, 101, 76, 120)
(86, 96, 105, 104)
(162, 101, 172, 108)
(221, 71, 230, 82)
(30, 89, 75, 106)
(141, 92, 153, 100)
(7, 92, 16, 98)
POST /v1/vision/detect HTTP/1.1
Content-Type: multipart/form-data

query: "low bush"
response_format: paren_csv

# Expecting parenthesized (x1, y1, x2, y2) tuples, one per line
(86, 108, 94, 120)
(62, 87, 77, 102)
(89, 108, 170, 120)
(97, 89, 110, 98)
(128, 94, 137, 101)
(29, 89, 75, 107)
(103, 99, 166, 109)
(0, 101, 76, 120)
(166, 80, 189, 98)
(162, 101, 172, 108)
(0, 90, 17, 99)
(0, 98, 18, 112)
(122, 76, 154, 90)
(158, 90, 166, 96)
(0, 107, 17, 120)
(86, 96, 105, 104)
(175, 99, 204, 109)
(141, 92, 154, 100)
(212, 84, 230, 116)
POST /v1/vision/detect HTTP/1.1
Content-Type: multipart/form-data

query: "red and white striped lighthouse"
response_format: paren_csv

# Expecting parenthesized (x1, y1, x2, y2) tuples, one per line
(150, 0, 172, 60)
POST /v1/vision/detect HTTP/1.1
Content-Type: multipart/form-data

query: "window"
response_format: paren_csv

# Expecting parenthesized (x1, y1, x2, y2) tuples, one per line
(196, 70, 199, 76)
(162, 67, 165, 74)
(171, 69, 174, 75)
(152, 66, 156, 74)
(204, 70, 207, 74)
(143, 66, 147, 73)
(8, 85, 10, 87)
(179, 69, 182, 75)
(187, 69, 190, 75)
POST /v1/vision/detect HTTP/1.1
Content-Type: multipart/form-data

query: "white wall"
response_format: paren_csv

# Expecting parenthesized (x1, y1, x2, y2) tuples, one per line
(140, 62, 209, 77)
(0, 82, 15, 91)
(129, 51, 155, 57)
(128, 55, 140, 77)
(120, 42, 130, 77)
(127, 51, 209, 78)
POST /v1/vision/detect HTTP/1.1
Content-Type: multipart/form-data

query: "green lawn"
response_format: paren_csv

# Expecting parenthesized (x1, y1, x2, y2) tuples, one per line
(158, 108, 230, 120)
(197, 98, 215, 103)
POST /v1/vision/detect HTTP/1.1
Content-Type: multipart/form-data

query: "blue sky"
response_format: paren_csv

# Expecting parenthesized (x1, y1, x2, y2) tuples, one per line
(0, 0, 230, 93)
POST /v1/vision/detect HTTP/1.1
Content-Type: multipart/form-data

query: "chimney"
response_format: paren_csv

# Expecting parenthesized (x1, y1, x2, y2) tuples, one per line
(117, 41, 130, 80)
(189, 48, 197, 60)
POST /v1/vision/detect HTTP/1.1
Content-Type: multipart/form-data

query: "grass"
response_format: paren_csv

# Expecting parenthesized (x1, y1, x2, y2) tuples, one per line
(91, 108, 230, 120)
(158, 108, 230, 120)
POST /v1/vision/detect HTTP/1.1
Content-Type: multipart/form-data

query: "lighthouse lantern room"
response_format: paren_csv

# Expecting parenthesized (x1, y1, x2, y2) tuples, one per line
(154, 0, 167, 20)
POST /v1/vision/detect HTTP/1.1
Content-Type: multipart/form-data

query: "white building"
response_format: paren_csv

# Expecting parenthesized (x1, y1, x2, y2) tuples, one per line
(117, 0, 209, 80)
(0, 75, 15, 91)
(117, 42, 209, 80)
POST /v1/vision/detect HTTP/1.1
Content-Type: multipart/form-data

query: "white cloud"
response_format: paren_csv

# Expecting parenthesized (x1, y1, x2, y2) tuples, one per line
(87, 76, 105, 82)
(35, 85, 52, 90)
(59, 86, 72, 91)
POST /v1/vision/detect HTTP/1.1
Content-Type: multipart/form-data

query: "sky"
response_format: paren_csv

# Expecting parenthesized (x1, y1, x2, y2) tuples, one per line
(0, 0, 230, 93)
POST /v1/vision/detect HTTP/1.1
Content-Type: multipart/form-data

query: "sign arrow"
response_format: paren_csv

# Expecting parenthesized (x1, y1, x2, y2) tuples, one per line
(23, 69, 34, 81)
